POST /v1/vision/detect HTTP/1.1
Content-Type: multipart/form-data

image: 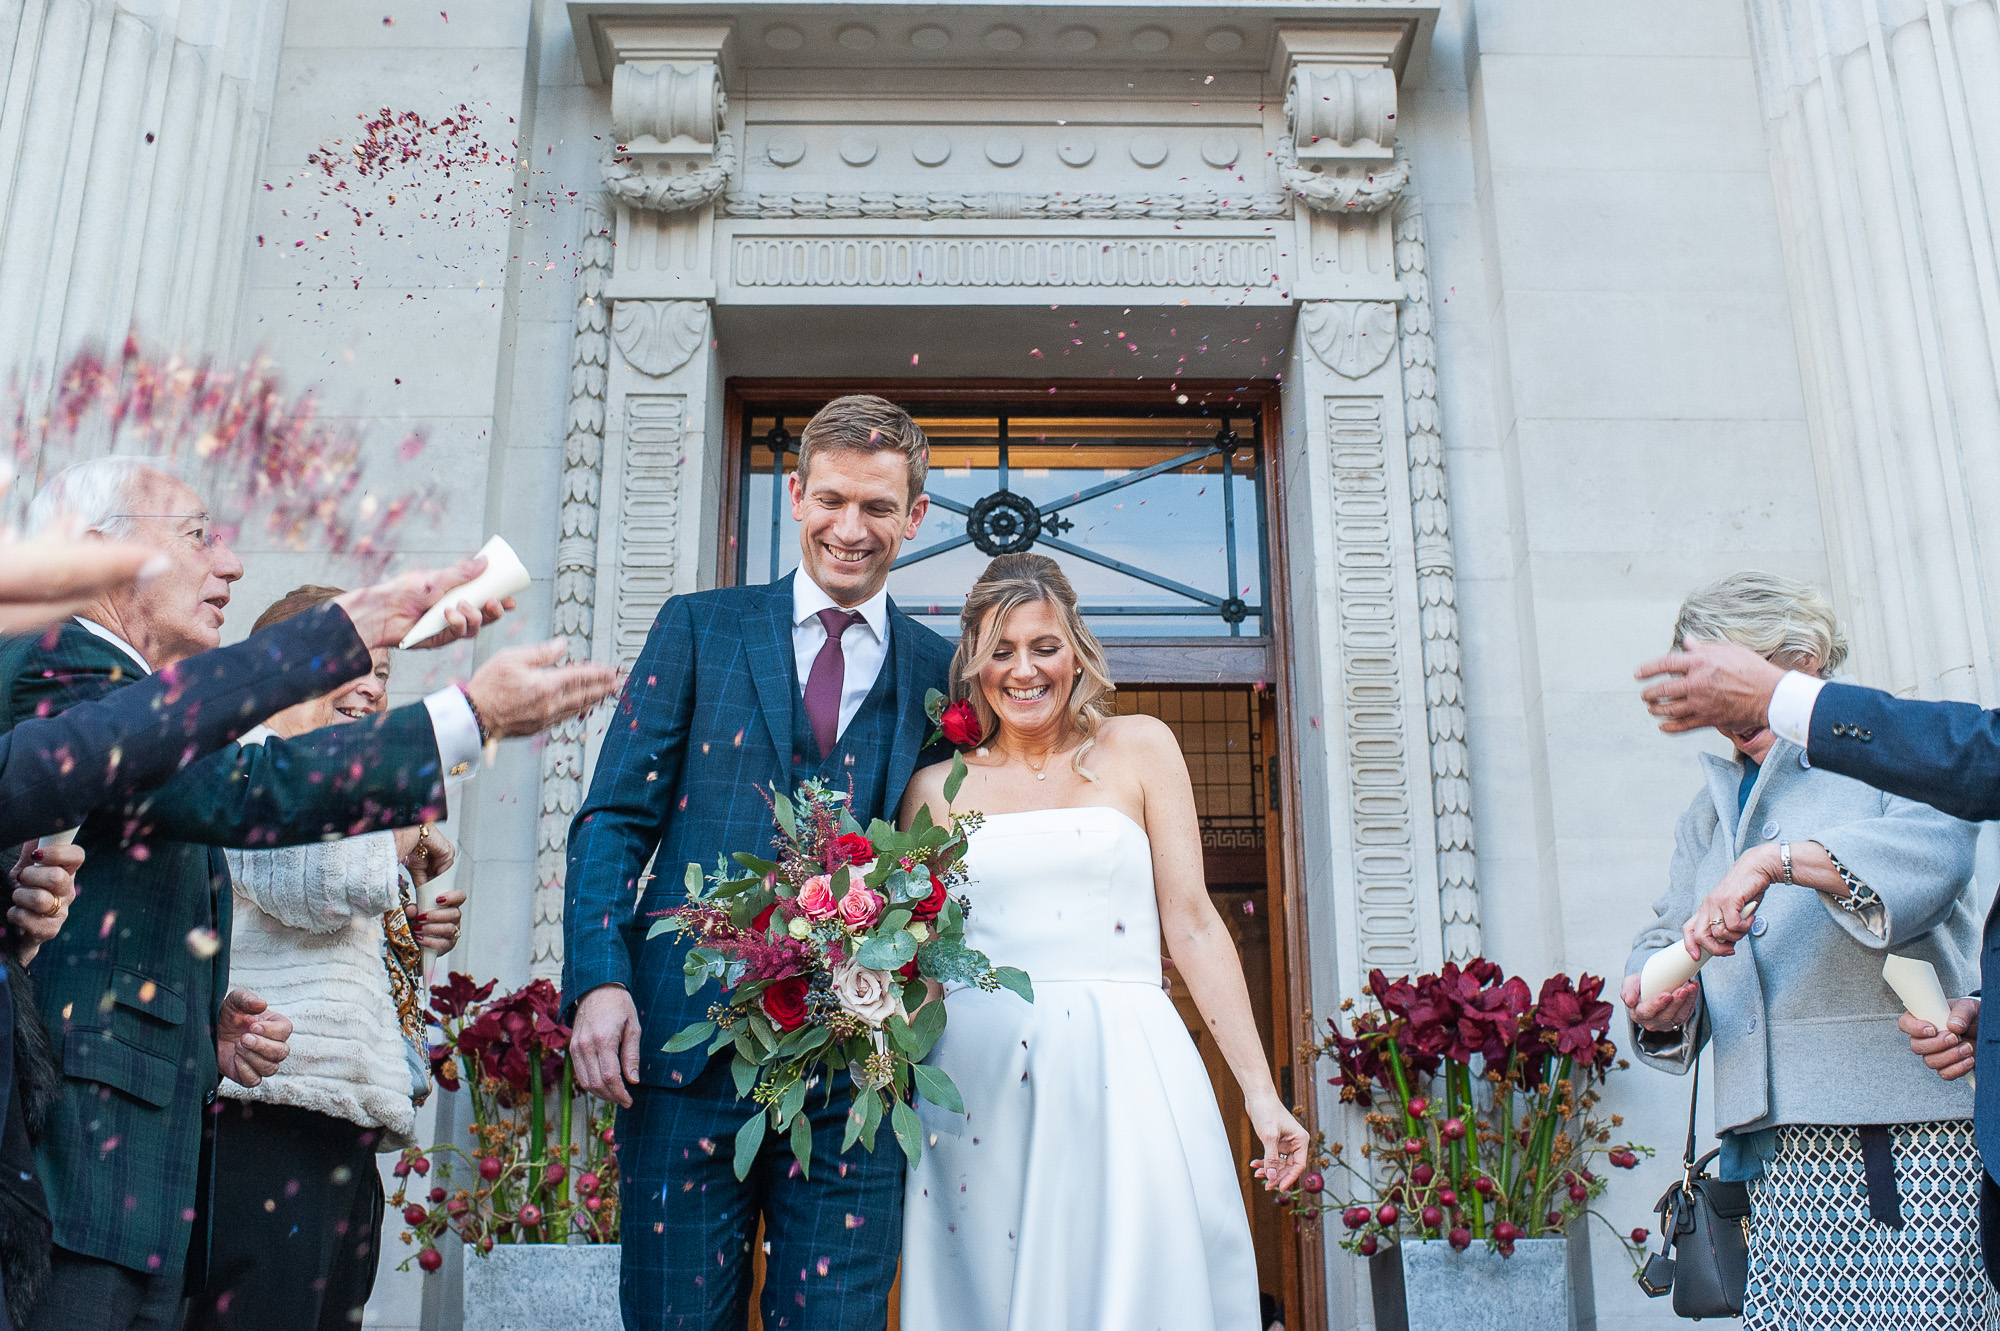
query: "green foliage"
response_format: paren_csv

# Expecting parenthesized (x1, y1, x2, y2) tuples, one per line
(992, 967, 1035, 1004)
(662, 1021, 715, 1053)
(890, 1099, 925, 1168)
(911, 1064, 963, 1115)
(733, 1109, 767, 1182)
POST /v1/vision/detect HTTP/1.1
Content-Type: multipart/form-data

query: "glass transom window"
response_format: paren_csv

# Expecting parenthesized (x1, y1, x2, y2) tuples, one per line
(736, 405, 1269, 640)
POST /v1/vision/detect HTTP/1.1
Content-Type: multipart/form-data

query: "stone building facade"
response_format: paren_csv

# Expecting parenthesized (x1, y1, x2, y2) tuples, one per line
(6, 0, 2000, 1326)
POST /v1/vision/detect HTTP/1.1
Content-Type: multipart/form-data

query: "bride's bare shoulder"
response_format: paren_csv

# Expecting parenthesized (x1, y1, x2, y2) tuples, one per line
(904, 758, 954, 807)
(1095, 712, 1176, 750)
(1091, 713, 1182, 765)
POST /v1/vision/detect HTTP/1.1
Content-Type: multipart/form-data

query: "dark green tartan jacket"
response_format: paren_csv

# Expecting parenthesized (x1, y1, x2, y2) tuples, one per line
(0, 622, 449, 1278)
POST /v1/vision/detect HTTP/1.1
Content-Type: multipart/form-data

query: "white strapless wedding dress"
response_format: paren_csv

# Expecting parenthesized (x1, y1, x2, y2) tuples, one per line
(899, 806, 1260, 1331)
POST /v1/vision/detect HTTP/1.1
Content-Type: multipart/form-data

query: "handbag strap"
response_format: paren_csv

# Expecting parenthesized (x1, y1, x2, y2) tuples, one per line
(1681, 1058, 1701, 1178)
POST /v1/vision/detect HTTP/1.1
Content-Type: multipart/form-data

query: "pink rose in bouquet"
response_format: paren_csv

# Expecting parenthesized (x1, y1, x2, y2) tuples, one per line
(797, 875, 837, 919)
(838, 885, 885, 930)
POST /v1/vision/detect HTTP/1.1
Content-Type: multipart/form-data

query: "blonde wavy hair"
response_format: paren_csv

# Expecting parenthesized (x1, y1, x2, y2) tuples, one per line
(955, 553, 1114, 779)
(1671, 570, 1848, 678)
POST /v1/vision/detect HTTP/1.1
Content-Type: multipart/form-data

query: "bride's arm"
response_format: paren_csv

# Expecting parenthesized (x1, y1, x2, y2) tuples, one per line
(1123, 717, 1310, 1192)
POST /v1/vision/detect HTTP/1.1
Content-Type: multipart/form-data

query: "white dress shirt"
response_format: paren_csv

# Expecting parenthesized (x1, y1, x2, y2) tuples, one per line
(1768, 670, 1829, 750)
(791, 575, 891, 742)
(73, 615, 484, 787)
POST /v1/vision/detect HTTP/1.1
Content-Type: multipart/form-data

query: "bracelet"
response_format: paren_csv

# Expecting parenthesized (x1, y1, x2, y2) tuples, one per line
(457, 684, 492, 745)
(1780, 841, 1795, 886)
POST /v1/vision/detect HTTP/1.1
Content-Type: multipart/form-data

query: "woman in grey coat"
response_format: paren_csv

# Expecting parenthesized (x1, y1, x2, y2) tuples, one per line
(1621, 571, 1988, 1330)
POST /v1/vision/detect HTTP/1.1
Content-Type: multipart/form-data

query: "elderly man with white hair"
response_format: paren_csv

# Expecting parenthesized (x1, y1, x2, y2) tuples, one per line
(0, 456, 617, 1331)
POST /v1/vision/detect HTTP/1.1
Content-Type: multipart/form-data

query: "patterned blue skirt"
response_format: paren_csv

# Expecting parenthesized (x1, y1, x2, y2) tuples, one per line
(1743, 1121, 1997, 1330)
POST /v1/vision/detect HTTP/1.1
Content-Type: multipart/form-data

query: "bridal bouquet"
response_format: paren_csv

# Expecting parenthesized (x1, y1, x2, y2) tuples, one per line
(650, 755, 1031, 1177)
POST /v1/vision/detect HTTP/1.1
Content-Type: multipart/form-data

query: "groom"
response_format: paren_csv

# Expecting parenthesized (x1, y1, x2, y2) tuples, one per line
(564, 395, 956, 1330)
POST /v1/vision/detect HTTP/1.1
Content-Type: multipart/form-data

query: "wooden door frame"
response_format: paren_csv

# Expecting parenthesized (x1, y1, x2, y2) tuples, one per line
(718, 378, 1325, 1330)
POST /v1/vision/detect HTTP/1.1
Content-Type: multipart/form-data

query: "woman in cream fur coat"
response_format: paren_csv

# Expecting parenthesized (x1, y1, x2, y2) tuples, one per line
(185, 586, 468, 1331)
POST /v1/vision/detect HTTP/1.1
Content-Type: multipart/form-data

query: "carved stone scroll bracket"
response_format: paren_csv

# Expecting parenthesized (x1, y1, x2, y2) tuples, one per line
(597, 24, 734, 213)
(1275, 25, 1412, 214)
(533, 195, 615, 981)
(1302, 300, 1398, 378)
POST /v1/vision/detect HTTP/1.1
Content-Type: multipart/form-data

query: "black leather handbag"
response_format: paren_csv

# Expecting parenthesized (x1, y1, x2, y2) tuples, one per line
(1636, 1063, 1752, 1319)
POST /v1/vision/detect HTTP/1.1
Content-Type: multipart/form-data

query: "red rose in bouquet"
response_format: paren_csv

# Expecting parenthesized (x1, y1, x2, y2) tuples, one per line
(762, 974, 811, 1032)
(939, 700, 983, 749)
(826, 832, 874, 871)
(910, 873, 950, 922)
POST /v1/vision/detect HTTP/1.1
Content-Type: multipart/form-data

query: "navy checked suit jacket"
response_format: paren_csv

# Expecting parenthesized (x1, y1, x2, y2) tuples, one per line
(0, 602, 377, 847)
(562, 575, 955, 1089)
(1798, 681, 2000, 1189)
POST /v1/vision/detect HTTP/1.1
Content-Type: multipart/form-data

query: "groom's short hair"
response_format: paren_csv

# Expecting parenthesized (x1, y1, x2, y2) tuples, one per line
(796, 395, 929, 507)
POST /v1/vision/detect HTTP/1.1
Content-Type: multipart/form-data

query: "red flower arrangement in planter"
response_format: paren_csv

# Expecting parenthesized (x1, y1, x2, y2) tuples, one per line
(388, 974, 621, 1273)
(1281, 960, 1653, 1260)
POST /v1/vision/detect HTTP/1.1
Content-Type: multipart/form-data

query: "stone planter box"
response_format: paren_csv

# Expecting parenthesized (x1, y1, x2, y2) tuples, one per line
(462, 1242, 621, 1331)
(1370, 1238, 1574, 1331)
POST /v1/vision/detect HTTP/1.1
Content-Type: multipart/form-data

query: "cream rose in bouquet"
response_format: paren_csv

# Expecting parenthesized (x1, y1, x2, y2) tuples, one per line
(652, 763, 1031, 1176)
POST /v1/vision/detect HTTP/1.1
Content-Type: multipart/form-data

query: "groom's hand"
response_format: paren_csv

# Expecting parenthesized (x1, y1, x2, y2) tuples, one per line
(572, 984, 642, 1107)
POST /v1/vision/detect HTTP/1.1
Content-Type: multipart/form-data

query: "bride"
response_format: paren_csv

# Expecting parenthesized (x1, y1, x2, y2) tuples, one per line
(897, 553, 1309, 1331)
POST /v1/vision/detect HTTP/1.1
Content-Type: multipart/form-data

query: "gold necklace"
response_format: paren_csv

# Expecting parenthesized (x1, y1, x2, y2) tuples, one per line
(1025, 751, 1049, 782)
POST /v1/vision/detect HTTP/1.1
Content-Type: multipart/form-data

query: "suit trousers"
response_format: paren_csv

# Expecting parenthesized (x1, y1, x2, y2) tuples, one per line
(183, 1100, 386, 1331)
(21, 1247, 183, 1331)
(618, 1056, 904, 1331)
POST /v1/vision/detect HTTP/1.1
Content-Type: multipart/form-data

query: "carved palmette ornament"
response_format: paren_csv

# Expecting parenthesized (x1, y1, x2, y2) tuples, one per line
(1301, 300, 1399, 379)
(611, 299, 708, 376)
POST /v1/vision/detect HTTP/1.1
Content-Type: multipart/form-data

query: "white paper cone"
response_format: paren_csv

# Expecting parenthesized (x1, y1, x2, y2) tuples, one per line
(1639, 944, 1707, 1003)
(416, 863, 457, 952)
(37, 828, 78, 850)
(398, 536, 531, 650)
(1883, 953, 1975, 1091)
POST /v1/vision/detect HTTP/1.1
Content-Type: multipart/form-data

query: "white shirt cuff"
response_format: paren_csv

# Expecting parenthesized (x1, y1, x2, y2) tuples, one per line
(1768, 671, 1827, 750)
(424, 687, 483, 782)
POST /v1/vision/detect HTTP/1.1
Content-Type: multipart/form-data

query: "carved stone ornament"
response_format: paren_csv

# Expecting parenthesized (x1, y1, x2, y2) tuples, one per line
(1302, 300, 1398, 378)
(1276, 69, 1409, 214)
(611, 299, 708, 376)
(602, 60, 734, 213)
(722, 186, 1289, 221)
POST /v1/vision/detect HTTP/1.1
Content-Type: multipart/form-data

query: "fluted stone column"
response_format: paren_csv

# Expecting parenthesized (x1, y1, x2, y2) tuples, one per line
(1746, 0, 2000, 701)
(0, 0, 283, 395)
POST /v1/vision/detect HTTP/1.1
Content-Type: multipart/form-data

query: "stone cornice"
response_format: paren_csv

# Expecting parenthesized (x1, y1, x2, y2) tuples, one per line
(570, 2, 1436, 86)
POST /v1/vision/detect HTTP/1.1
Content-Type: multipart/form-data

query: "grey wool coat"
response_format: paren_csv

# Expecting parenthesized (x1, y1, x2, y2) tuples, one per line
(1624, 736, 1981, 1136)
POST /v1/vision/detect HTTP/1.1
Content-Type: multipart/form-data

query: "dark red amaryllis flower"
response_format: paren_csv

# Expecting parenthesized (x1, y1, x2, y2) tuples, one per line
(1369, 970, 1421, 1022)
(1327, 1011, 1391, 1107)
(428, 1040, 461, 1092)
(455, 979, 570, 1103)
(825, 833, 874, 872)
(1534, 972, 1616, 1067)
(429, 972, 496, 1025)
(1463, 974, 1533, 1066)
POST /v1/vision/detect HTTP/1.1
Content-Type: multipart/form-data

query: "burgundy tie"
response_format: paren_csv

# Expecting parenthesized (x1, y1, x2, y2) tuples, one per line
(803, 607, 865, 759)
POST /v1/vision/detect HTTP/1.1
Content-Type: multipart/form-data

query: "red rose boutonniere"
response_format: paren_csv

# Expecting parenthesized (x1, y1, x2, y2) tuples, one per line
(924, 688, 984, 751)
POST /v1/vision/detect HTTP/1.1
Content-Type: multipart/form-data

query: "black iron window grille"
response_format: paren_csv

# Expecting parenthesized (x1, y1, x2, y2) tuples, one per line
(737, 406, 1269, 640)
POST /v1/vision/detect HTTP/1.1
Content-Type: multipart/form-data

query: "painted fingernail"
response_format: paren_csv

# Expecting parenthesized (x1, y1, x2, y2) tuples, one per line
(137, 554, 172, 582)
